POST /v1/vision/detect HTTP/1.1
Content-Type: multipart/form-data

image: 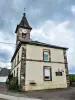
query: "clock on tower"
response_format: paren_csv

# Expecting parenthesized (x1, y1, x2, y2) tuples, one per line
(22, 29, 27, 33)
(15, 12, 32, 46)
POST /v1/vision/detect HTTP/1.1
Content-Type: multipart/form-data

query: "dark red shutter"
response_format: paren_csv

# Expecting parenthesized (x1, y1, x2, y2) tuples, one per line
(50, 68, 52, 81)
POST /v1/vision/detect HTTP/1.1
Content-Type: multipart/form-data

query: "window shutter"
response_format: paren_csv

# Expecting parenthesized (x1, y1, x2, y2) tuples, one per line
(43, 51, 44, 61)
(49, 50, 51, 62)
(50, 68, 52, 81)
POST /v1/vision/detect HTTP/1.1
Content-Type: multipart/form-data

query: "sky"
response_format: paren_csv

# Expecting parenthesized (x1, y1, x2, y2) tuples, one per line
(0, 0, 75, 73)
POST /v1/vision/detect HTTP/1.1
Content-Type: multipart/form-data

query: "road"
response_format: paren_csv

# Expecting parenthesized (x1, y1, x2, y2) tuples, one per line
(0, 87, 75, 100)
(0, 93, 41, 100)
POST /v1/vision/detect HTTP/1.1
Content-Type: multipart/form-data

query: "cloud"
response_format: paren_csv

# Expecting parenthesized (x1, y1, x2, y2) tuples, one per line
(31, 20, 75, 73)
(0, 0, 75, 73)
(0, 30, 15, 68)
(0, 62, 11, 69)
(71, 5, 75, 14)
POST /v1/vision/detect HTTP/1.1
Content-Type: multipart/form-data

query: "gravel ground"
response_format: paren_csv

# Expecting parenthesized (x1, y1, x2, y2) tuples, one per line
(0, 87, 75, 100)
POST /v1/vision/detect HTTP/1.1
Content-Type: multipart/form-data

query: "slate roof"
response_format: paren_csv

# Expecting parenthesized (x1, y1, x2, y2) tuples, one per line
(20, 13, 32, 29)
(15, 13, 32, 33)
(0, 68, 10, 76)
(21, 40, 68, 50)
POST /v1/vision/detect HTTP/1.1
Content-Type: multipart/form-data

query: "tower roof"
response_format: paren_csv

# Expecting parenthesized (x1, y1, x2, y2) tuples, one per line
(15, 13, 32, 33)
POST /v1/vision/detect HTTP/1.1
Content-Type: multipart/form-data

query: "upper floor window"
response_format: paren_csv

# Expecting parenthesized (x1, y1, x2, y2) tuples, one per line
(43, 50, 50, 61)
(17, 52, 19, 63)
(22, 33, 26, 40)
(14, 58, 16, 66)
(11, 62, 13, 69)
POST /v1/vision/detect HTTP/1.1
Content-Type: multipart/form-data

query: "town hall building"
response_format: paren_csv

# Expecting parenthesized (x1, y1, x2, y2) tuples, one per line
(11, 12, 70, 91)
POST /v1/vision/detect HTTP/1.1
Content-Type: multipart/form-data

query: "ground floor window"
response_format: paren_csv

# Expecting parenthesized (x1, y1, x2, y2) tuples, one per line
(17, 68, 18, 77)
(14, 70, 15, 77)
(43, 66, 52, 81)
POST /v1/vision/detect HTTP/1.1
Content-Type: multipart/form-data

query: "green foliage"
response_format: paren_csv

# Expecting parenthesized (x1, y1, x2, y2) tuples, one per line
(8, 73, 13, 80)
(6, 73, 21, 91)
(69, 74, 75, 82)
(6, 73, 13, 85)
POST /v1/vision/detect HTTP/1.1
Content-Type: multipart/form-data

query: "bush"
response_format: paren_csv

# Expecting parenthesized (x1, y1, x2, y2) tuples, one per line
(69, 74, 75, 82)
(6, 73, 13, 85)
(6, 73, 21, 91)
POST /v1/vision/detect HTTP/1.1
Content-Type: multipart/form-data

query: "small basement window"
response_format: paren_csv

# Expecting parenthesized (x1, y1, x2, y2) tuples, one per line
(29, 81, 36, 85)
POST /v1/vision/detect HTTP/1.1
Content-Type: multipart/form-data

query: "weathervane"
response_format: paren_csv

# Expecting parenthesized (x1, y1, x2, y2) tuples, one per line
(24, 7, 26, 13)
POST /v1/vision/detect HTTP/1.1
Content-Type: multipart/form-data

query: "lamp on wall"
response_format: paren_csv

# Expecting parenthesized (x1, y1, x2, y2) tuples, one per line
(58, 68, 64, 72)
(61, 69, 64, 72)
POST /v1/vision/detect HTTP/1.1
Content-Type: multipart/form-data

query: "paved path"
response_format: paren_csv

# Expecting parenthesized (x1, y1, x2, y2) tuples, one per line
(0, 93, 41, 100)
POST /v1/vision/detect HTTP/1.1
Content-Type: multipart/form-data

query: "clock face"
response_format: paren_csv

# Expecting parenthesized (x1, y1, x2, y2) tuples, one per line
(22, 29, 27, 33)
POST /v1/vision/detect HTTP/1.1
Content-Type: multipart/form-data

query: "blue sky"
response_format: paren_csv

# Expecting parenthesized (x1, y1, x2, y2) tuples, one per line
(0, 0, 75, 73)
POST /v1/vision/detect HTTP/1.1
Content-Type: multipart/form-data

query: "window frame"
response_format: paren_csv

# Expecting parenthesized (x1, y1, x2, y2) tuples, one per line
(43, 66, 52, 81)
(43, 49, 51, 62)
(14, 58, 16, 66)
(17, 68, 18, 77)
(14, 70, 15, 77)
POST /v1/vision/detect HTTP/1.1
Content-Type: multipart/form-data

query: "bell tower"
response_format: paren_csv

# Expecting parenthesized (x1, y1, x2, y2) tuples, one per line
(15, 11, 32, 46)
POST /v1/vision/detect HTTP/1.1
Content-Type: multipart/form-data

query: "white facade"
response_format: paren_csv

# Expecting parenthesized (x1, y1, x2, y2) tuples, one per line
(25, 44, 67, 91)
(11, 43, 69, 91)
(11, 46, 22, 85)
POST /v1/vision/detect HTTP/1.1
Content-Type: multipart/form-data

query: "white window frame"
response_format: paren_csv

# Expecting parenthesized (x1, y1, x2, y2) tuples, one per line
(43, 51, 49, 61)
(44, 66, 52, 81)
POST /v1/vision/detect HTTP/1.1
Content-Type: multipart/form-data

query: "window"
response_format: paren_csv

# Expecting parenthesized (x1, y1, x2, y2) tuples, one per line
(43, 51, 49, 61)
(17, 52, 19, 63)
(17, 68, 18, 77)
(44, 66, 52, 81)
(22, 33, 26, 40)
(14, 58, 16, 66)
(14, 70, 15, 77)
(12, 62, 14, 69)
